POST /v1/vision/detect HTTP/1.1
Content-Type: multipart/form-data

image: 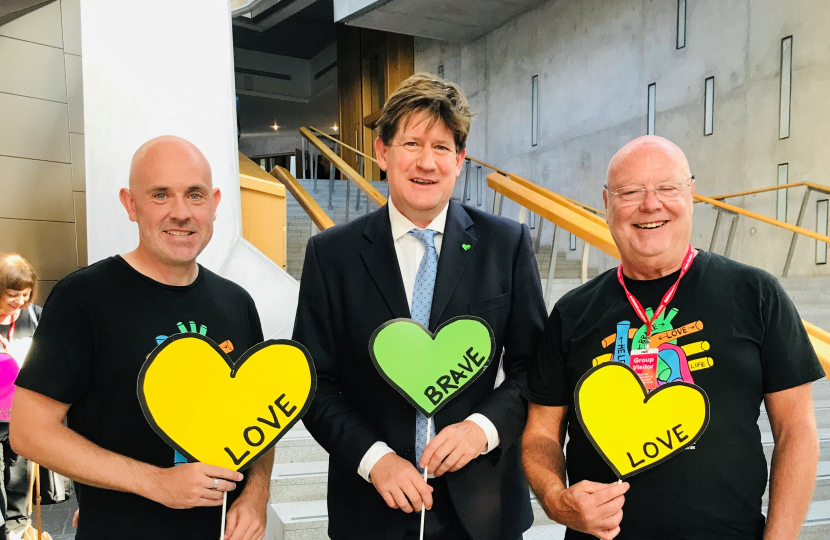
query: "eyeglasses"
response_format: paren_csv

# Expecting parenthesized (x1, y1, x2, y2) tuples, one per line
(605, 176, 694, 204)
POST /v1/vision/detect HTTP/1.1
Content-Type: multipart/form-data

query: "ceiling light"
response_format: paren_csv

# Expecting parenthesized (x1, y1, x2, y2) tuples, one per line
(333, 124, 339, 131)
(271, 123, 279, 131)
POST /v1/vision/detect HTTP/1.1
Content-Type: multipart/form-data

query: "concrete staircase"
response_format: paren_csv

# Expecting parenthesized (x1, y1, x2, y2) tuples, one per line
(263, 379, 830, 539)
(285, 178, 389, 280)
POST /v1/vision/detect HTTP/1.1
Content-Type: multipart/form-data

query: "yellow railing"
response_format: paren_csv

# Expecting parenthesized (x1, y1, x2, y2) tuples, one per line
(300, 127, 387, 207)
(269, 165, 335, 231)
(487, 172, 620, 258)
(693, 193, 830, 245)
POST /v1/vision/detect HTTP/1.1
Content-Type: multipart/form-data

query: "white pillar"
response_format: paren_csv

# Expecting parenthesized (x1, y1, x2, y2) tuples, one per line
(81, 0, 298, 338)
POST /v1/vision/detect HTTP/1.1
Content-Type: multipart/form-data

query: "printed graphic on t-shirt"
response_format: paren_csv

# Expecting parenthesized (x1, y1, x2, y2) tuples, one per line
(592, 307, 713, 387)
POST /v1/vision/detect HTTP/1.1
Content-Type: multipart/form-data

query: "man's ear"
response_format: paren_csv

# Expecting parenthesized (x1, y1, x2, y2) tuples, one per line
(374, 137, 389, 171)
(212, 188, 222, 221)
(455, 148, 467, 177)
(119, 188, 138, 222)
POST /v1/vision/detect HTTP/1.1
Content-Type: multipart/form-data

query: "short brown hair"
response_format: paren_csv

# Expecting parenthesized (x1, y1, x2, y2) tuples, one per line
(377, 73, 472, 152)
(0, 254, 38, 307)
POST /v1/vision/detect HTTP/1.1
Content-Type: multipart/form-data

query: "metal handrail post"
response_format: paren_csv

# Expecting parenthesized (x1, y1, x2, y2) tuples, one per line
(709, 209, 723, 252)
(581, 242, 591, 284)
(724, 213, 740, 258)
(477, 165, 483, 206)
(301, 138, 307, 182)
(783, 187, 813, 277)
(544, 225, 560, 312)
(356, 157, 365, 213)
(534, 219, 545, 253)
(462, 160, 470, 202)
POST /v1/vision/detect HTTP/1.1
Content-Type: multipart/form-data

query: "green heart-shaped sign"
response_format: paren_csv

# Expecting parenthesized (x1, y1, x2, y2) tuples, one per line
(369, 316, 495, 417)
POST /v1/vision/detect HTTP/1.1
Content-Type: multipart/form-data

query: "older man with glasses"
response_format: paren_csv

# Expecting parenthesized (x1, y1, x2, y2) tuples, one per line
(521, 135, 823, 540)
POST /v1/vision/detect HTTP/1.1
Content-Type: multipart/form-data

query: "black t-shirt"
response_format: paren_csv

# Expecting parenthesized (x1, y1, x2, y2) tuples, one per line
(525, 250, 825, 539)
(16, 256, 264, 540)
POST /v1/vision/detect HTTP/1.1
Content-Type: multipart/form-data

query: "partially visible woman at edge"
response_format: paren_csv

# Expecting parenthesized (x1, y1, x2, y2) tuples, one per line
(0, 254, 41, 540)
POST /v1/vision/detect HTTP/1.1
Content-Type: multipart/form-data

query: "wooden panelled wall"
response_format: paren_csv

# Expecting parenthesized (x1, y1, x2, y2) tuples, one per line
(336, 25, 414, 181)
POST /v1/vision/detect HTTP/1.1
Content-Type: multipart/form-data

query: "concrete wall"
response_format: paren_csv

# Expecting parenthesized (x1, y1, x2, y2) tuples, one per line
(415, 0, 830, 277)
(0, 0, 85, 302)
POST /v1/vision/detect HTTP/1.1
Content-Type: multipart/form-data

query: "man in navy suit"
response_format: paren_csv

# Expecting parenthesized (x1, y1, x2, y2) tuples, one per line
(293, 73, 547, 540)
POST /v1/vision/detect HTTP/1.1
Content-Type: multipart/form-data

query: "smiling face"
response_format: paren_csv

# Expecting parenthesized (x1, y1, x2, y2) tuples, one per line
(120, 137, 220, 268)
(603, 136, 694, 278)
(375, 112, 466, 227)
(0, 288, 31, 321)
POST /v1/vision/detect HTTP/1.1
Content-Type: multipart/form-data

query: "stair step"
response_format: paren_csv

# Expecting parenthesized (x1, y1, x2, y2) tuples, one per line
(270, 460, 328, 503)
(267, 500, 329, 540)
(274, 426, 328, 464)
(522, 523, 567, 539)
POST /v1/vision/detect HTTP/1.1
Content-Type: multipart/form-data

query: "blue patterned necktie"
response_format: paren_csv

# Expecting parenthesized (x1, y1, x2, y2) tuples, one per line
(408, 229, 439, 472)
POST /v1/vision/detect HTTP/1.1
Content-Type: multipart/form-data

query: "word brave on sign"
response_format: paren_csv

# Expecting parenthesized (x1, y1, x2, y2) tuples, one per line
(138, 335, 316, 471)
(224, 393, 297, 465)
(369, 316, 495, 418)
(575, 362, 709, 479)
(424, 347, 487, 405)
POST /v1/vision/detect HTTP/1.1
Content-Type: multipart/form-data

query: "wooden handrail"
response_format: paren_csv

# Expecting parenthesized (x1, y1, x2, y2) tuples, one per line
(300, 127, 387, 208)
(694, 193, 830, 244)
(488, 172, 620, 258)
(702, 182, 808, 201)
(467, 156, 509, 176)
(699, 181, 830, 202)
(269, 165, 335, 230)
(308, 126, 379, 165)
(509, 173, 607, 223)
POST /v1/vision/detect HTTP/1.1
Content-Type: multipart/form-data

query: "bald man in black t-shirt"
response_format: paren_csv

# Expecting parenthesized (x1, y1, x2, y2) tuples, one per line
(11, 137, 272, 540)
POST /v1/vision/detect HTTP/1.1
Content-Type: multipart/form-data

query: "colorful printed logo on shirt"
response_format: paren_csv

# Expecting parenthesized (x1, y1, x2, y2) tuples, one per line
(592, 308, 713, 388)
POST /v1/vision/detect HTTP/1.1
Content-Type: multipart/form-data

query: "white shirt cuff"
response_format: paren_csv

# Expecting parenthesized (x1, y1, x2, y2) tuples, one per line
(466, 413, 500, 454)
(358, 442, 396, 483)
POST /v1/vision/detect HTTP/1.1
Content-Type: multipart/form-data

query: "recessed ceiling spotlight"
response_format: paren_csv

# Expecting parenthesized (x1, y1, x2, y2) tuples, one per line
(271, 123, 279, 131)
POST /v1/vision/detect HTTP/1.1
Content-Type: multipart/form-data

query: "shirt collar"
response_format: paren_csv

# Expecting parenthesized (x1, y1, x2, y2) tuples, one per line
(388, 196, 449, 241)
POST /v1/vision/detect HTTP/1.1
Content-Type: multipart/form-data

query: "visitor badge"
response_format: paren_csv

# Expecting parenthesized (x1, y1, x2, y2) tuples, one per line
(629, 349, 659, 391)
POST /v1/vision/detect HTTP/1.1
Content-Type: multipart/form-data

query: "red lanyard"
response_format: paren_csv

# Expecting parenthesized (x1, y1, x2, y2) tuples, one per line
(617, 245, 696, 345)
(0, 319, 15, 353)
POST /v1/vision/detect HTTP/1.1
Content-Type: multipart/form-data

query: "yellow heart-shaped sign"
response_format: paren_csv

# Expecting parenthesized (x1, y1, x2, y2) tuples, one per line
(575, 362, 710, 479)
(138, 335, 316, 472)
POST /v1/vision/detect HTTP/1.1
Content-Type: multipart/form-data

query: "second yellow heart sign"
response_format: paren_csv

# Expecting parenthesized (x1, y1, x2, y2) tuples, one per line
(575, 362, 710, 479)
(138, 335, 316, 472)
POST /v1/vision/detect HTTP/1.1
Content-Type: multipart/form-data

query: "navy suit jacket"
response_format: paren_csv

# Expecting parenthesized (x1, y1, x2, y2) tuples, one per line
(293, 201, 547, 540)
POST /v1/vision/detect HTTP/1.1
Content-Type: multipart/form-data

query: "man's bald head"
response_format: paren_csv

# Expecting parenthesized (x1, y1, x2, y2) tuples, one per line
(603, 135, 695, 279)
(606, 135, 691, 191)
(120, 136, 220, 269)
(129, 135, 212, 192)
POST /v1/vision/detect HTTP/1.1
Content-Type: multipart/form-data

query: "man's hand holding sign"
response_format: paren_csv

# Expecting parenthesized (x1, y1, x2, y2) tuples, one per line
(369, 316, 494, 538)
(138, 334, 317, 540)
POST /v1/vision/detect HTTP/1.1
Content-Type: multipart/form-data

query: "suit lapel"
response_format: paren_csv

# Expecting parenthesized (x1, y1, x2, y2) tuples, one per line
(360, 205, 411, 319)
(429, 201, 476, 329)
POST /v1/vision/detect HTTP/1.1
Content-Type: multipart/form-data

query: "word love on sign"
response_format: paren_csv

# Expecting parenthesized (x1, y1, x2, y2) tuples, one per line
(575, 362, 709, 479)
(369, 317, 494, 417)
(138, 335, 316, 472)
